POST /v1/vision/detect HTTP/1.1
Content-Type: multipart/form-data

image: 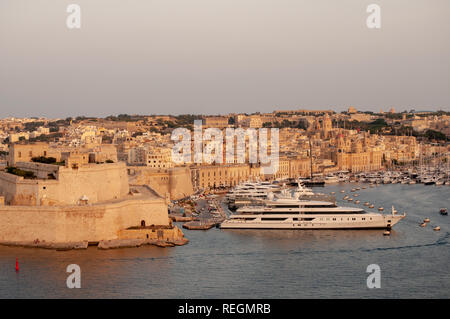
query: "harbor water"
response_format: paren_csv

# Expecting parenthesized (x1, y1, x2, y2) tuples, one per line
(0, 184, 449, 298)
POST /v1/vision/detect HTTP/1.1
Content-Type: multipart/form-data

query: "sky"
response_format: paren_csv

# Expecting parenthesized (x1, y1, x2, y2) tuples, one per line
(0, 0, 449, 118)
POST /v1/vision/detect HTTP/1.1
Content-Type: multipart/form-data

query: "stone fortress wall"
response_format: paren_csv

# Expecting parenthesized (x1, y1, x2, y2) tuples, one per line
(128, 166, 194, 200)
(0, 197, 168, 243)
(0, 171, 37, 206)
(0, 144, 182, 247)
(0, 162, 129, 206)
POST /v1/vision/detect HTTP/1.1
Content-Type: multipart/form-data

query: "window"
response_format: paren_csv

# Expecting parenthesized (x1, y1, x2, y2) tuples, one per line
(18, 152, 21, 158)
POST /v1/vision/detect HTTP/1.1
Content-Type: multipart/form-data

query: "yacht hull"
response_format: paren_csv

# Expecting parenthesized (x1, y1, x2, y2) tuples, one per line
(220, 214, 405, 230)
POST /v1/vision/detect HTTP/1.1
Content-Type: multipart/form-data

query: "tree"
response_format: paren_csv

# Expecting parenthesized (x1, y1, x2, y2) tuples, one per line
(280, 119, 291, 128)
(6, 167, 36, 179)
(424, 129, 447, 141)
(296, 121, 308, 130)
(132, 132, 144, 138)
(31, 156, 57, 164)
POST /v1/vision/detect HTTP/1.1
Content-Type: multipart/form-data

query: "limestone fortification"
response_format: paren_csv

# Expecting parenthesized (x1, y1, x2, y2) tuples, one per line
(0, 195, 168, 243)
(0, 162, 129, 206)
(128, 166, 194, 200)
(0, 146, 188, 249)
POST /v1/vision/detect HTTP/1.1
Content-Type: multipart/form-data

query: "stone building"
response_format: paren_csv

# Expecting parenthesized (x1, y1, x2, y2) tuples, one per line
(7, 143, 60, 166)
(331, 135, 382, 172)
(191, 164, 250, 189)
(322, 113, 332, 139)
(146, 147, 173, 169)
(203, 116, 229, 129)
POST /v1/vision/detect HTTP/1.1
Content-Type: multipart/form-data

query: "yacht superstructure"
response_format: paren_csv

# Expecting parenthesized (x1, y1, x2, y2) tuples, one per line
(226, 181, 281, 201)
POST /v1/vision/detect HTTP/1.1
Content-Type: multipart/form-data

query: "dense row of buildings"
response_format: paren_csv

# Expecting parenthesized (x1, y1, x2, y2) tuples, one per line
(1, 108, 449, 194)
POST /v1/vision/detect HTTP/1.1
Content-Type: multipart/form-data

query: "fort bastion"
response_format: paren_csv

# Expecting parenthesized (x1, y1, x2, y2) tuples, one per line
(0, 144, 187, 248)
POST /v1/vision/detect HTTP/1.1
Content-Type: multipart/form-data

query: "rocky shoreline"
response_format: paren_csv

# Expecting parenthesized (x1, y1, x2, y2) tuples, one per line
(97, 237, 189, 249)
(0, 237, 189, 251)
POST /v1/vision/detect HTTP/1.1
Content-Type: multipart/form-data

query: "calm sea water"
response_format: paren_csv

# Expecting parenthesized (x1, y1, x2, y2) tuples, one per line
(0, 184, 449, 298)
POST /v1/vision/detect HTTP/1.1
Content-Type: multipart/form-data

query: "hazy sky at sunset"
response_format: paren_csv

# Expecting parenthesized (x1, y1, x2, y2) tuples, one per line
(1, 0, 449, 118)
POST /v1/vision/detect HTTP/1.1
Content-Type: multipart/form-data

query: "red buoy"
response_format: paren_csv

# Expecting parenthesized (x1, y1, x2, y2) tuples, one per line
(15, 258, 19, 272)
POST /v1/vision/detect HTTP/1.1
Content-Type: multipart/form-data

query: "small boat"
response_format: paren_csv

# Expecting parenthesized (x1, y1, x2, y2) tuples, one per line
(383, 230, 391, 236)
(369, 204, 375, 208)
(378, 207, 384, 211)
(362, 187, 367, 189)
(340, 190, 345, 193)
(364, 202, 370, 206)
(331, 192, 335, 195)
(440, 208, 448, 215)
(343, 195, 349, 200)
(424, 218, 430, 223)
(348, 198, 353, 202)
(420, 223, 427, 227)
(433, 226, 441, 231)
(354, 194, 359, 197)
(355, 200, 360, 204)
(351, 188, 356, 192)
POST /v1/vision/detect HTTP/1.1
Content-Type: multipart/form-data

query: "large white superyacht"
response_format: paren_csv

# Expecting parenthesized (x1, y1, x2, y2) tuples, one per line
(220, 192, 405, 230)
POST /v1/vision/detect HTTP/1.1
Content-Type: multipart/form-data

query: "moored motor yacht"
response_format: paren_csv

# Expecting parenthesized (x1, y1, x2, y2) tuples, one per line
(226, 181, 281, 201)
(220, 192, 405, 230)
